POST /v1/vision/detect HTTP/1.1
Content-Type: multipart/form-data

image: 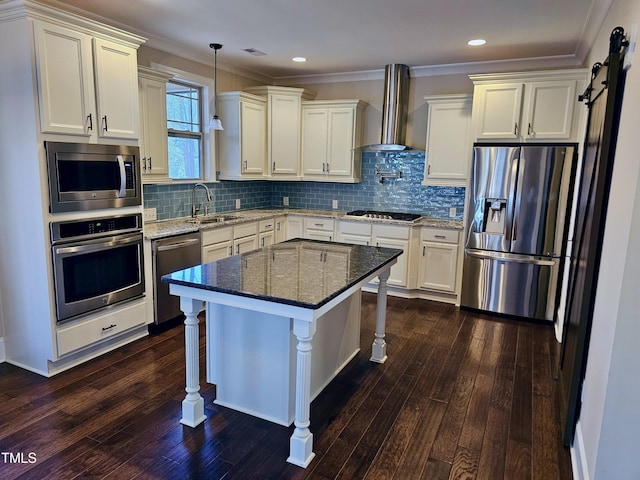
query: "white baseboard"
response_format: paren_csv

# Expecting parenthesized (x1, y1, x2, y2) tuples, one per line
(0, 337, 5, 363)
(571, 421, 590, 480)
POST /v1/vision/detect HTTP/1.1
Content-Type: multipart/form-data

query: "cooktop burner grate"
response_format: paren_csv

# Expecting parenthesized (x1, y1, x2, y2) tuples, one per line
(346, 210, 421, 222)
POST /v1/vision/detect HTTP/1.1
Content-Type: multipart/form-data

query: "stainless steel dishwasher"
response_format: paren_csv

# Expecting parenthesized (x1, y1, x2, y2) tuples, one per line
(152, 232, 202, 325)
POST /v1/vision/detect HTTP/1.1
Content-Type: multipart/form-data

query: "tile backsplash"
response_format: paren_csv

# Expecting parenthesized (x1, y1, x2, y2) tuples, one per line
(143, 152, 466, 221)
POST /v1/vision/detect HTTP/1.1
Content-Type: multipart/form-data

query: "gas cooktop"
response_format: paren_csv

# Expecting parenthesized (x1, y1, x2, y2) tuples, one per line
(345, 210, 422, 222)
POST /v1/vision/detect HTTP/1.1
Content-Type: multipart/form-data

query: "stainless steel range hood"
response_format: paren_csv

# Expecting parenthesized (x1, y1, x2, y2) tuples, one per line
(358, 64, 413, 152)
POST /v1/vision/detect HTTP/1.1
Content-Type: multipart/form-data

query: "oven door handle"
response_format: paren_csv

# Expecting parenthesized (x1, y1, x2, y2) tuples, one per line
(116, 155, 126, 198)
(54, 232, 141, 255)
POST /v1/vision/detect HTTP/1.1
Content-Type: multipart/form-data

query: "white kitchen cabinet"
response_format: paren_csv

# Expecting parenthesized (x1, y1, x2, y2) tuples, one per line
(232, 222, 259, 255)
(303, 217, 335, 242)
(286, 216, 304, 240)
(138, 67, 173, 182)
(258, 218, 276, 248)
(470, 69, 587, 143)
(336, 220, 372, 245)
(422, 95, 472, 187)
(418, 228, 460, 293)
(218, 92, 267, 180)
(372, 224, 410, 288)
(202, 227, 233, 262)
(35, 20, 140, 142)
(274, 216, 287, 243)
(301, 100, 367, 183)
(245, 86, 316, 179)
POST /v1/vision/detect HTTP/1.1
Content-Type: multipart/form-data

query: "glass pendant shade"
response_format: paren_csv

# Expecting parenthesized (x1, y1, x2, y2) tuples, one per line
(209, 115, 223, 130)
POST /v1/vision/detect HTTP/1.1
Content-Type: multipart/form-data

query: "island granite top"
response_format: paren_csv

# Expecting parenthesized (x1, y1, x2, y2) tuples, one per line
(162, 238, 402, 309)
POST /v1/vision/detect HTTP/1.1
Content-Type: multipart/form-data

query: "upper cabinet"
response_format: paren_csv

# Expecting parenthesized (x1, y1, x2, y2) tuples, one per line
(422, 94, 472, 187)
(218, 91, 267, 180)
(138, 67, 173, 182)
(245, 86, 316, 180)
(35, 20, 141, 142)
(301, 100, 367, 183)
(469, 69, 588, 143)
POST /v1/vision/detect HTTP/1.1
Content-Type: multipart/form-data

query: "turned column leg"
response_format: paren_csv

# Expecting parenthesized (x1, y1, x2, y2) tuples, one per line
(180, 296, 207, 427)
(287, 318, 317, 468)
(371, 268, 390, 363)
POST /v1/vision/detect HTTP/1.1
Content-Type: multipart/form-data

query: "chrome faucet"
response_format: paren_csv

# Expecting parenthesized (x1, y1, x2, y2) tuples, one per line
(191, 183, 213, 218)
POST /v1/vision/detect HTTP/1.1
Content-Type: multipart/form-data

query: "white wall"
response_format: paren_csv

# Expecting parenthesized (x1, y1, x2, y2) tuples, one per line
(576, 0, 640, 478)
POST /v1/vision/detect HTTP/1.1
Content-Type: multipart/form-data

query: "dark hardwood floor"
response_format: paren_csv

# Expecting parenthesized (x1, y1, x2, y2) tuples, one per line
(0, 294, 573, 479)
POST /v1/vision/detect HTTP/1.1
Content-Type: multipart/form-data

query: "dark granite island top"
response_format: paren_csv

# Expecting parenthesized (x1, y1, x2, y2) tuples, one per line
(162, 239, 402, 468)
(163, 238, 403, 309)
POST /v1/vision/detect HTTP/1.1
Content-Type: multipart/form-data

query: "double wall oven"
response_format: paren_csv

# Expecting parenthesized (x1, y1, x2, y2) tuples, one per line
(46, 141, 145, 324)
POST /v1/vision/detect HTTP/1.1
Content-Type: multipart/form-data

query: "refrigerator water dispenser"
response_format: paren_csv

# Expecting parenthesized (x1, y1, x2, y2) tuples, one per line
(483, 199, 506, 234)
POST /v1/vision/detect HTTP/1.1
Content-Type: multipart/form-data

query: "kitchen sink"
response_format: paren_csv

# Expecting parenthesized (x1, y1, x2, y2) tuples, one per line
(187, 214, 238, 225)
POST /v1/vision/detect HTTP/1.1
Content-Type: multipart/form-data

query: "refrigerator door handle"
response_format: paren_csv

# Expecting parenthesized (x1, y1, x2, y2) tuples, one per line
(505, 152, 520, 242)
(465, 249, 556, 266)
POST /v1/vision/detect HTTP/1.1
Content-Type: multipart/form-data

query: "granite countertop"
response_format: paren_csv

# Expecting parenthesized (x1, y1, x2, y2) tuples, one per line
(144, 208, 463, 240)
(162, 238, 403, 309)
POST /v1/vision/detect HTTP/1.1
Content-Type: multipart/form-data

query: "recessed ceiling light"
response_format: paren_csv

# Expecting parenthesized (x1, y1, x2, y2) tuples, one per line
(468, 39, 487, 46)
(292, 57, 307, 63)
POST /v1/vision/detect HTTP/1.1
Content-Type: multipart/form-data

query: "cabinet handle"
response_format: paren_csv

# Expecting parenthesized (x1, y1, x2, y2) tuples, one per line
(87, 113, 93, 131)
(315, 223, 324, 227)
(142, 157, 147, 172)
(528, 122, 533, 136)
(326, 162, 330, 173)
(229, 246, 233, 256)
(435, 235, 446, 239)
(273, 161, 276, 172)
(423, 246, 426, 256)
(322, 163, 326, 172)
(102, 324, 117, 331)
(243, 160, 247, 171)
(513, 122, 518, 135)
(329, 236, 332, 242)
(236, 244, 240, 255)
(276, 222, 281, 231)
(261, 237, 265, 247)
(148, 157, 152, 170)
(427, 164, 431, 176)
(103, 115, 108, 132)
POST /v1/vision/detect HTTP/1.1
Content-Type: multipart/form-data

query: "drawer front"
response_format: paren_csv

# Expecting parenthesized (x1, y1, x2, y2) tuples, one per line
(201, 226, 232, 246)
(421, 228, 460, 244)
(259, 218, 275, 232)
(57, 299, 147, 356)
(304, 217, 335, 231)
(338, 220, 372, 236)
(234, 221, 258, 239)
(372, 224, 410, 240)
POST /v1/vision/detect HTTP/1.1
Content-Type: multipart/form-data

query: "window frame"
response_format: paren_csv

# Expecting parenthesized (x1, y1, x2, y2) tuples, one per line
(150, 62, 216, 183)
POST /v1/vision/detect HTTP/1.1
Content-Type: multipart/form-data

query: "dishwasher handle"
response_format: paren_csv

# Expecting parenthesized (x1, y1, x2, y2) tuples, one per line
(157, 238, 200, 252)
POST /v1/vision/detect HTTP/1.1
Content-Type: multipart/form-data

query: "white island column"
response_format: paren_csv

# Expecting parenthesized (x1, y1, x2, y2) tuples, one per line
(371, 269, 390, 363)
(287, 317, 318, 468)
(180, 296, 207, 427)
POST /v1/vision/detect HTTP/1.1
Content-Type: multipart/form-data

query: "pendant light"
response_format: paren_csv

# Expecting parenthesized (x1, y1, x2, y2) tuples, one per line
(209, 43, 224, 131)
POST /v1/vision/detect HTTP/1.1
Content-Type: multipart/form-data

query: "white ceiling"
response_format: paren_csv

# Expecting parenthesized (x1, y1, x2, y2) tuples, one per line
(46, 0, 603, 81)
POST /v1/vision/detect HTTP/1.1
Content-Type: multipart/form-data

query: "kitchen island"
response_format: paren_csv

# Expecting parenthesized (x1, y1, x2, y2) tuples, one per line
(162, 238, 402, 467)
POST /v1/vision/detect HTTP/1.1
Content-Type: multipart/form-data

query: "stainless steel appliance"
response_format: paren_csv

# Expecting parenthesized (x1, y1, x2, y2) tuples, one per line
(152, 233, 202, 325)
(45, 141, 141, 213)
(461, 144, 577, 321)
(345, 210, 421, 222)
(51, 213, 145, 323)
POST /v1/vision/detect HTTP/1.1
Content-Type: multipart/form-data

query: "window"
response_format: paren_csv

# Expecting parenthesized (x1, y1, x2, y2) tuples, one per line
(166, 81, 203, 179)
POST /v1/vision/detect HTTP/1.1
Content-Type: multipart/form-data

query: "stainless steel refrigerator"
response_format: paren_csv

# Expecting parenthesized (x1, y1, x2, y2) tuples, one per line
(461, 144, 577, 321)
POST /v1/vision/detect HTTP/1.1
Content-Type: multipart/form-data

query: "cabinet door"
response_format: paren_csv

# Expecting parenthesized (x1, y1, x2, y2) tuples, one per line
(203, 241, 232, 263)
(270, 94, 301, 175)
(523, 80, 577, 140)
(234, 235, 258, 255)
(139, 77, 169, 178)
(474, 83, 523, 140)
(275, 217, 287, 243)
(301, 108, 328, 176)
(241, 101, 266, 174)
(286, 217, 303, 240)
(259, 231, 275, 248)
(93, 38, 139, 140)
(34, 21, 95, 137)
(373, 237, 410, 287)
(423, 97, 472, 186)
(327, 108, 355, 177)
(305, 230, 333, 242)
(419, 241, 458, 292)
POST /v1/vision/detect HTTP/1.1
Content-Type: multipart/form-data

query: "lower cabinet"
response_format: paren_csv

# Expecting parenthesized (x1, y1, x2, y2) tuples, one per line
(418, 228, 460, 293)
(274, 216, 287, 243)
(336, 221, 371, 245)
(303, 217, 335, 242)
(202, 227, 233, 263)
(372, 224, 411, 288)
